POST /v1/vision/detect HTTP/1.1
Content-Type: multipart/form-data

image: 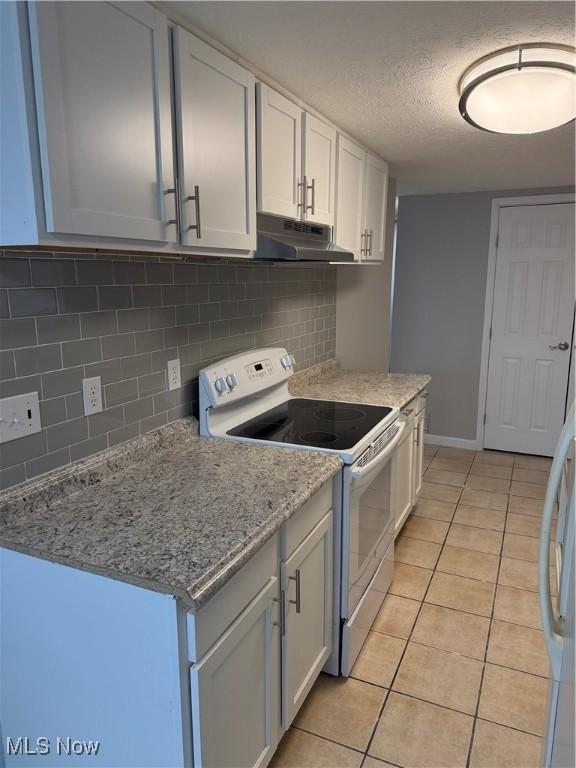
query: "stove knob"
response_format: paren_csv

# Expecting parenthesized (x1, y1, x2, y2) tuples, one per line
(214, 377, 227, 394)
(226, 373, 238, 389)
(281, 354, 293, 370)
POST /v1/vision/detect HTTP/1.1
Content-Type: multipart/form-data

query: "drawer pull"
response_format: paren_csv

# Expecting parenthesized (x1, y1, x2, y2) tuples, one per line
(289, 569, 301, 613)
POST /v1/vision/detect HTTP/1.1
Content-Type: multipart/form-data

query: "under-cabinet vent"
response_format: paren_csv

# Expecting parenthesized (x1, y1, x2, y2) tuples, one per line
(282, 220, 324, 236)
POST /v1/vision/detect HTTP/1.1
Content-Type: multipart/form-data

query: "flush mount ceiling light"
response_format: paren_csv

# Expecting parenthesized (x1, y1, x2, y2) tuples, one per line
(458, 44, 576, 134)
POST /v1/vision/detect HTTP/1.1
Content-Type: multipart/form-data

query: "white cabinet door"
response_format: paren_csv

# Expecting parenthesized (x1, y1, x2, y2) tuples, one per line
(28, 1, 176, 242)
(363, 153, 389, 262)
(303, 114, 337, 226)
(282, 511, 333, 726)
(392, 424, 414, 536)
(190, 577, 280, 768)
(174, 28, 256, 251)
(257, 83, 303, 220)
(334, 135, 366, 260)
(412, 411, 425, 501)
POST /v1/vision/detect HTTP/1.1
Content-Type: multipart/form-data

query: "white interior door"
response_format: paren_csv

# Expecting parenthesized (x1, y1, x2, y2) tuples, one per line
(256, 84, 303, 219)
(485, 203, 575, 456)
(29, 1, 176, 242)
(334, 135, 366, 260)
(363, 153, 388, 261)
(174, 28, 256, 250)
(303, 113, 336, 225)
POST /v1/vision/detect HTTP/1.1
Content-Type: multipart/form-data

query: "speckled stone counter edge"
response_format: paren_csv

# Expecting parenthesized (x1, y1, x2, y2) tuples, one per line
(0, 418, 199, 516)
(290, 360, 431, 409)
(0, 418, 342, 611)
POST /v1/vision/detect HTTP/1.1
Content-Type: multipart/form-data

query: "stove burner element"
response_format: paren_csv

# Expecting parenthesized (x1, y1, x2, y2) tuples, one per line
(314, 406, 366, 422)
(227, 398, 394, 451)
(299, 431, 339, 445)
(242, 421, 287, 439)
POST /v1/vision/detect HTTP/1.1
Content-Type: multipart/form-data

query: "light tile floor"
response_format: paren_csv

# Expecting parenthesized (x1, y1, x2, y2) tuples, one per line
(271, 446, 554, 768)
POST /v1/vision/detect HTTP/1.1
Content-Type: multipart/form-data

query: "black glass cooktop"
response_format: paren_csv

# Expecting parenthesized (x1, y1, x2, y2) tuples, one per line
(228, 398, 393, 450)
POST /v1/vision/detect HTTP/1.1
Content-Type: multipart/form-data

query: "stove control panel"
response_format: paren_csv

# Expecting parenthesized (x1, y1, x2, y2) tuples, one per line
(199, 347, 294, 408)
(245, 358, 274, 381)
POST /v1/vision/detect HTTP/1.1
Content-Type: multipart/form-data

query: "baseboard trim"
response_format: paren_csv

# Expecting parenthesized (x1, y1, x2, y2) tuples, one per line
(424, 433, 481, 450)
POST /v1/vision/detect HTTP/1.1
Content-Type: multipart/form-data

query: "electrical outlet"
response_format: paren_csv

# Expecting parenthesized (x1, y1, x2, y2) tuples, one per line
(0, 391, 41, 444)
(167, 358, 181, 391)
(82, 376, 103, 416)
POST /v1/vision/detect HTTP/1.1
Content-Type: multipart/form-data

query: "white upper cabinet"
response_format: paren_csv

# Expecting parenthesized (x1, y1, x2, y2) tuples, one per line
(257, 83, 303, 220)
(28, 1, 176, 242)
(302, 113, 337, 226)
(363, 153, 389, 262)
(334, 135, 366, 259)
(335, 139, 389, 262)
(257, 84, 336, 226)
(173, 28, 256, 251)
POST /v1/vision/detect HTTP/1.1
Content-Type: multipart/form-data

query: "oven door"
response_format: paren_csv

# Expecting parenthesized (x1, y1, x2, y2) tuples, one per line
(341, 420, 405, 675)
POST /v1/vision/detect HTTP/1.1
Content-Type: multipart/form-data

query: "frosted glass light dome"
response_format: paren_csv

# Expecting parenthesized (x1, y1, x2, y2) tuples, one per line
(459, 44, 576, 134)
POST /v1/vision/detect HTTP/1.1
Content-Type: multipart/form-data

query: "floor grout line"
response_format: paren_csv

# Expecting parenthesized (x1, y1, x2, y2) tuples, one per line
(283, 447, 551, 766)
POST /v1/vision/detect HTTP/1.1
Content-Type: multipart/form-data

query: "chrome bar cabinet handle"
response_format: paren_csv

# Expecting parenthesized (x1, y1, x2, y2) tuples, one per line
(289, 569, 301, 613)
(272, 591, 286, 635)
(306, 178, 316, 215)
(163, 187, 178, 229)
(185, 185, 201, 238)
(297, 176, 307, 213)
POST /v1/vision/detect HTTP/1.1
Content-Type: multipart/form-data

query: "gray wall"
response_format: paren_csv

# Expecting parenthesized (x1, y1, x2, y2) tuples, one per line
(0, 251, 336, 490)
(391, 187, 574, 441)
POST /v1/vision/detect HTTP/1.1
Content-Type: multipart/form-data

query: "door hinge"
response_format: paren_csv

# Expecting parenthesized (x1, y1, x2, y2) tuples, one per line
(489, 327, 492, 340)
(495, 233, 499, 248)
(483, 412, 487, 425)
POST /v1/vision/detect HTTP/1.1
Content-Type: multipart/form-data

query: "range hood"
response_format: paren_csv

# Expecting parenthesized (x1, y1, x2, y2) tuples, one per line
(254, 214, 354, 262)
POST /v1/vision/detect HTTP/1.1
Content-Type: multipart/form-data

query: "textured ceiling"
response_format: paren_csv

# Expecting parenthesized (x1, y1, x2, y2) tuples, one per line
(162, 0, 575, 195)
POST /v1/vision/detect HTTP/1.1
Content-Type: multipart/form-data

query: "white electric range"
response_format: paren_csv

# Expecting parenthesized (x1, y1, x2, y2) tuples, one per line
(199, 347, 405, 675)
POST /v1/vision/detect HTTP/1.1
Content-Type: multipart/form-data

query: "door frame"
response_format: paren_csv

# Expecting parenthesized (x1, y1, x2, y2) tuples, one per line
(476, 193, 575, 450)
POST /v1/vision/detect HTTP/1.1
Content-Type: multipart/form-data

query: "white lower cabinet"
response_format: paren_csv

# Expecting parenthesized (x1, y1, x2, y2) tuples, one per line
(188, 480, 335, 768)
(392, 420, 414, 535)
(392, 394, 427, 536)
(412, 410, 425, 500)
(190, 577, 281, 768)
(282, 511, 333, 725)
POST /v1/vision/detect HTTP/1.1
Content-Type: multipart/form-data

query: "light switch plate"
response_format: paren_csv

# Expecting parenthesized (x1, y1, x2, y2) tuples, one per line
(82, 376, 103, 415)
(0, 391, 41, 444)
(167, 359, 181, 391)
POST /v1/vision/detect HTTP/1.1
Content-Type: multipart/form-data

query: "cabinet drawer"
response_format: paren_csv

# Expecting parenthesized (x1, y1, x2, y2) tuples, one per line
(187, 532, 279, 661)
(285, 481, 333, 558)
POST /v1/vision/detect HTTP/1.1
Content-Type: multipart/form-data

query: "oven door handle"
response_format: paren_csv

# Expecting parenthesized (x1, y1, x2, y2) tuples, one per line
(351, 420, 406, 480)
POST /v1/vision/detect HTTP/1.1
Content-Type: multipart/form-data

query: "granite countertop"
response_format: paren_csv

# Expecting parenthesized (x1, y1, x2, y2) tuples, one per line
(0, 419, 342, 611)
(289, 360, 431, 409)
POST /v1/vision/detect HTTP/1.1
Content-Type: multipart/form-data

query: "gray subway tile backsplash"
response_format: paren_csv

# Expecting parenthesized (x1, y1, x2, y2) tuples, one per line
(0, 250, 336, 490)
(37, 314, 81, 344)
(0, 318, 37, 350)
(0, 258, 31, 287)
(14, 343, 62, 377)
(9, 288, 58, 317)
(31, 259, 76, 287)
